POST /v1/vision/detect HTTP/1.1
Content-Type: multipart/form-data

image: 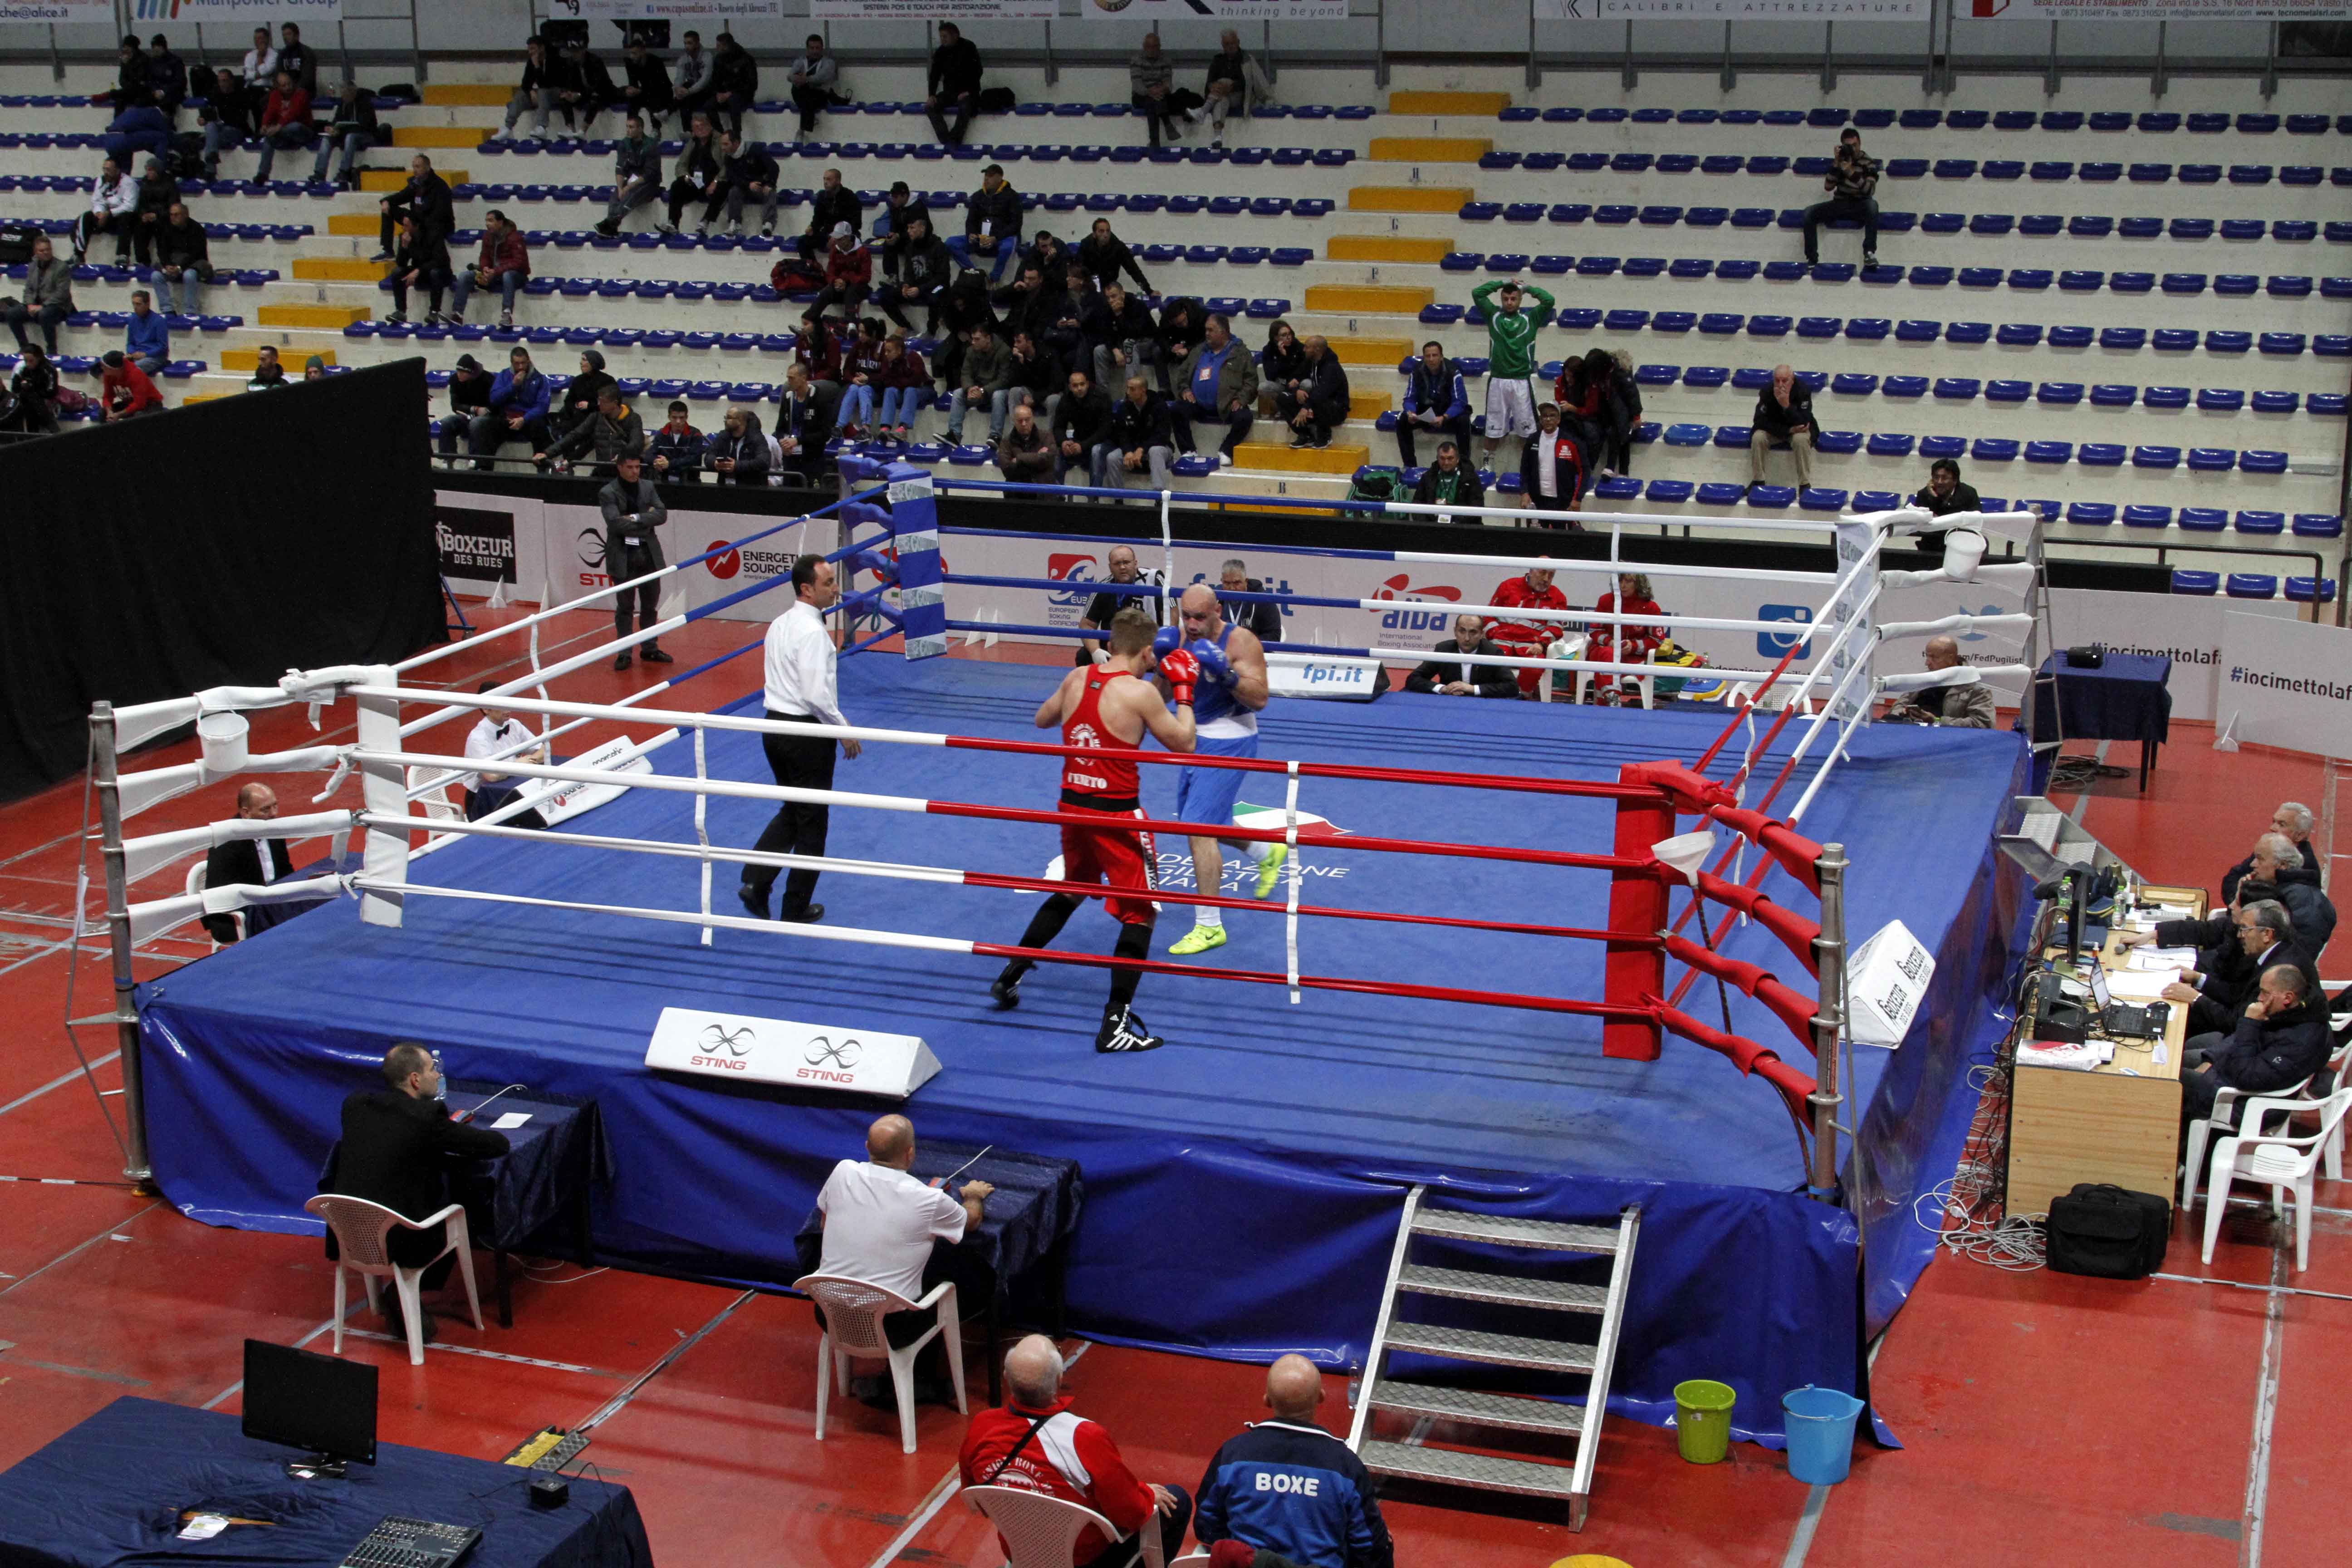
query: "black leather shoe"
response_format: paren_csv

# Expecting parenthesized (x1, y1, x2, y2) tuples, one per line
(781, 904, 826, 924)
(613, 652, 633, 671)
(737, 885, 769, 921)
(990, 970, 1023, 1009)
(641, 646, 674, 664)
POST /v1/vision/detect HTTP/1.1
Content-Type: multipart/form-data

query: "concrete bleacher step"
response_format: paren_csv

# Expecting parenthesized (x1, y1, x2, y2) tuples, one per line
(1303, 283, 1436, 313)
(422, 84, 516, 108)
(292, 257, 388, 282)
(1369, 137, 1494, 164)
(1349, 185, 1476, 213)
(218, 347, 335, 372)
(327, 214, 380, 237)
(1236, 441, 1369, 475)
(257, 304, 371, 329)
(1387, 91, 1514, 118)
(362, 169, 467, 191)
(1327, 235, 1457, 264)
(392, 126, 496, 149)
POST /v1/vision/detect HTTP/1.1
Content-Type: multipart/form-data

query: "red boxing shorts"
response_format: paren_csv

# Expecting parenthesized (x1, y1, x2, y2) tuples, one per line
(1061, 806, 1159, 926)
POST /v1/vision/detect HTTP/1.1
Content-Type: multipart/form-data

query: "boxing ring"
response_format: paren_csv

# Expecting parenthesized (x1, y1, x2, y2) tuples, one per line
(88, 466, 2043, 1443)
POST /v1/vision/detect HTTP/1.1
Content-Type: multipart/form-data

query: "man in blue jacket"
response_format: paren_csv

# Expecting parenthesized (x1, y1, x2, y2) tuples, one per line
(2183, 963, 2332, 1124)
(467, 346, 550, 471)
(1196, 1355, 1393, 1568)
(1396, 340, 1470, 470)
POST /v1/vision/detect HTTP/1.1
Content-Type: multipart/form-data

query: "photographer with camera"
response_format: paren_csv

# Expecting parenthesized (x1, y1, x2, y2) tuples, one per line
(1803, 126, 1880, 269)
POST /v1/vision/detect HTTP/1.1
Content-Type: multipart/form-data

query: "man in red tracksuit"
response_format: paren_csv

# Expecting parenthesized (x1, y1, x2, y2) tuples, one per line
(1485, 560, 1573, 698)
(960, 1334, 1193, 1568)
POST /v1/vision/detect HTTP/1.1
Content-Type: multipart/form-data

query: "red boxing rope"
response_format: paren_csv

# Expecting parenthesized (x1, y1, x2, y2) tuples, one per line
(1662, 934, 1820, 1055)
(943, 734, 1671, 804)
(1655, 1002, 1818, 1127)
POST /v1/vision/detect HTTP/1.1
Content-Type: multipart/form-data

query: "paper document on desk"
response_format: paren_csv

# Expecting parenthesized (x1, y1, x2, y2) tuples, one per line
(2127, 947, 2196, 971)
(2103, 968, 2176, 1002)
(2149, 903, 2197, 919)
(491, 1112, 531, 1129)
(2019, 1040, 2114, 1072)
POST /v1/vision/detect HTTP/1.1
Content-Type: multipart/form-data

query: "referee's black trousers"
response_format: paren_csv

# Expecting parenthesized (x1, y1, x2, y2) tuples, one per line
(745, 714, 835, 915)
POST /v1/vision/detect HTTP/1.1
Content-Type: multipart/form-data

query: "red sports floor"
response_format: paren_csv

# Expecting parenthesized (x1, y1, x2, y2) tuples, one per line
(0, 603, 2342, 1566)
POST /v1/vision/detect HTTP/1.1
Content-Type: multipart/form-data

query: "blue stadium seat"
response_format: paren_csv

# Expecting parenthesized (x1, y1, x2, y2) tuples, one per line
(1747, 485, 1797, 510)
(1920, 436, 1967, 460)
(2206, 331, 2252, 354)
(1910, 266, 1955, 287)
(1895, 319, 1941, 344)
(2313, 393, 2349, 414)
(1972, 438, 2020, 462)
(2293, 514, 2346, 537)
(1715, 258, 1761, 280)
(1637, 363, 1680, 385)
(1933, 377, 1981, 401)
(2172, 570, 2218, 594)
(1605, 309, 1651, 331)
(2229, 166, 2273, 186)
(1920, 212, 1965, 234)
(1883, 376, 1928, 399)
(2048, 325, 2094, 349)
(1653, 311, 1695, 334)
(2025, 441, 2074, 465)
(2327, 336, 2352, 358)
(2129, 163, 2173, 182)
(2118, 217, 2163, 241)
(2161, 272, 2208, 295)
(2144, 386, 2191, 410)
(2215, 274, 2258, 297)
(1813, 431, 1862, 456)
(1664, 422, 1713, 447)
(2233, 510, 2285, 535)
(1845, 318, 1891, 342)
(2079, 443, 2127, 466)
(1831, 372, 1880, 396)
(2267, 276, 2314, 299)
(1853, 490, 1903, 511)
(1547, 203, 1591, 225)
(2175, 507, 2226, 532)
(2180, 163, 2224, 183)
(1799, 487, 1852, 513)
(1621, 257, 1666, 278)
(1684, 210, 1728, 231)
(2153, 328, 2199, 352)
(2280, 168, 2323, 187)
(1645, 480, 1695, 503)
(1867, 432, 1917, 457)
(1528, 255, 1573, 274)
(1748, 314, 1793, 337)
(2019, 215, 2063, 237)
(1696, 482, 1749, 506)
(1699, 313, 1745, 334)
(2197, 388, 2246, 412)
(1596, 204, 1637, 225)
(1999, 324, 2046, 348)
(2226, 574, 2278, 599)
(2134, 445, 2184, 469)
(2251, 390, 2300, 413)
(2286, 578, 2338, 604)
(1683, 366, 1730, 388)
(1987, 379, 2032, 403)
(1970, 213, 2014, 236)
(1731, 369, 1775, 391)
(2240, 450, 2288, 475)
(2220, 219, 2268, 241)
(2069, 503, 2118, 527)
(2090, 386, 2137, 409)
(1946, 322, 1992, 345)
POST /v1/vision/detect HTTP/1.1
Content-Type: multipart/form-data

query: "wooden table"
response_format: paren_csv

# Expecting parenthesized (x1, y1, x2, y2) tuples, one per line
(2005, 884, 2203, 1216)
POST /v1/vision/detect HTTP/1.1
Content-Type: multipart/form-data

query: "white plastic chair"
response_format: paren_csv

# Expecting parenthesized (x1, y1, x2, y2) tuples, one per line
(406, 764, 466, 837)
(186, 861, 243, 950)
(795, 1272, 966, 1455)
(2181, 1070, 2318, 1213)
(304, 1193, 484, 1366)
(2199, 1087, 2352, 1272)
(1537, 631, 1588, 704)
(964, 1485, 1166, 1568)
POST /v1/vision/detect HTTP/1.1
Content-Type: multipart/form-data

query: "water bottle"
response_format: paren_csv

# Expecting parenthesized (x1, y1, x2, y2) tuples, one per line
(431, 1049, 448, 1104)
(1345, 1366, 1362, 1411)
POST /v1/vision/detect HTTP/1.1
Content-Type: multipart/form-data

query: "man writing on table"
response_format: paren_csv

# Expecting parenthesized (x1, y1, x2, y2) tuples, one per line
(1159, 583, 1277, 957)
(741, 554, 859, 925)
(991, 608, 1197, 1054)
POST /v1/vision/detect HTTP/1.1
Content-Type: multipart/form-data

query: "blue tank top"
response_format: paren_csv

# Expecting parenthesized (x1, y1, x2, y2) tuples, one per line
(1191, 621, 1255, 735)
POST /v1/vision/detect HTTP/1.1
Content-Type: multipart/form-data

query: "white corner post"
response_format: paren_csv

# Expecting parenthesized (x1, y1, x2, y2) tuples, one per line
(1830, 520, 1883, 729)
(354, 667, 410, 928)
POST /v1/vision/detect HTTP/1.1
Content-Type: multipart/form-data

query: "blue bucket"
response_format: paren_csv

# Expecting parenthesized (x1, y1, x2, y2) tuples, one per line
(1782, 1385, 1865, 1485)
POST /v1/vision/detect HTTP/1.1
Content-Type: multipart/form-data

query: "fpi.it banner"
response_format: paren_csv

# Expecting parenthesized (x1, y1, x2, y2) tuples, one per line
(1968, 0, 2352, 14)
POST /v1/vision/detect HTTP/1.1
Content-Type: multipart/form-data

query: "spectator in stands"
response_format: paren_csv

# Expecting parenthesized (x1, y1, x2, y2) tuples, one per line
(594, 112, 663, 238)
(775, 363, 840, 484)
(1470, 277, 1553, 464)
(1907, 457, 1981, 558)
(671, 30, 713, 129)
(122, 289, 167, 376)
(374, 153, 452, 264)
(3, 235, 74, 356)
(468, 346, 550, 470)
(1196, 1355, 1394, 1568)
(1130, 32, 1184, 148)
(878, 216, 953, 334)
(952, 163, 1023, 284)
(926, 22, 984, 147)
(1005, 329, 1063, 429)
(1155, 295, 1205, 393)
(200, 784, 292, 945)
(1284, 335, 1348, 450)
(557, 38, 619, 134)
(74, 156, 139, 262)
(1105, 374, 1175, 494)
(96, 351, 163, 422)
(152, 201, 211, 317)
(309, 78, 379, 190)
(544, 384, 645, 477)
(1412, 440, 1484, 512)
(961, 1335, 1191, 1568)
(1172, 313, 1257, 468)
(706, 404, 768, 485)
(1519, 403, 1585, 526)
(648, 400, 702, 481)
(1084, 281, 1157, 397)
(619, 36, 673, 132)
(934, 269, 999, 389)
(275, 23, 318, 96)
(1218, 559, 1282, 645)
(793, 312, 843, 384)
(108, 34, 151, 109)
(239, 28, 277, 118)
(554, 348, 616, 441)
(1592, 572, 1666, 705)
(707, 32, 757, 137)
(199, 67, 254, 181)
(1079, 545, 1168, 662)
(387, 215, 451, 325)
(438, 353, 492, 461)
(147, 35, 188, 117)
(997, 402, 1055, 486)
(1486, 561, 1568, 699)
(250, 69, 314, 185)
(245, 343, 287, 390)
(3, 343, 60, 436)
(838, 317, 887, 438)
(809, 224, 873, 325)
(1397, 340, 1471, 469)
(1021, 229, 1071, 287)
(128, 156, 175, 264)
(1804, 126, 1881, 268)
(450, 208, 529, 328)
(302, 354, 327, 384)
(991, 263, 1057, 355)
(101, 100, 169, 168)
(1203, 29, 1278, 149)
(1259, 319, 1309, 410)
(1078, 216, 1153, 296)
(874, 334, 929, 443)
(2223, 805, 2321, 904)
(793, 166, 860, 262)
(1884, 636, 1996, 728)
(1052, 368, 1113, 487)
(710, 129, 783, 238)
(459, 680, 548, 826)
(1408, 614, 1517, 700)
(1603, 348, 1642, 476)
(1553, 348, 1621, 470)
(1747, 364, 1813, 493)
(2179, 965, 2333, 1128)
(662, 112, 724, 235)
(789, 33, 846, 142)
(598, 452, 670, 668)
(946, 323, 1014, 446)
(872, 183, 932, 280)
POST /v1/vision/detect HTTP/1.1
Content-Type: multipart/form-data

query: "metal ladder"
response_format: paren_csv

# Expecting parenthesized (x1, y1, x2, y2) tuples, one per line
(1345, 1186, 1640, 1532)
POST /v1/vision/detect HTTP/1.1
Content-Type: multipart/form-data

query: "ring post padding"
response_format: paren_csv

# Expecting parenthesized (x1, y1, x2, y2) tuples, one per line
(353, 666, 408, 928)
(1283, 760, 1302, 1004)
(694, 727, 713, 948)
(887, 469, 948, 661)
(1605, 763, 1673, 1061)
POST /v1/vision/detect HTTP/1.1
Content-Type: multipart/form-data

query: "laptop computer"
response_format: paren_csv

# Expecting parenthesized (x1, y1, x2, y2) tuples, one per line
(2089, 961, 2168, 1041)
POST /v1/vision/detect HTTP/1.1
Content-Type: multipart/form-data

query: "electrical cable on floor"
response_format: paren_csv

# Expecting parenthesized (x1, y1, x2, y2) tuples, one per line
(1916, 1049, 2048, 1271)
(517, 1262, 609, 1285)
(2048, 754, 2127, 792)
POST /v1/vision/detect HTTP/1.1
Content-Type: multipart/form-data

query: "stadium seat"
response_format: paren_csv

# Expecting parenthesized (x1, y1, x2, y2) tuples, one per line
(2171, 570, 2218, 594)
(1920, 436, 1966, 460)
(1882, 376, 1928, 399)
(2225, 574, 2278, 598)
(2143, 386, 2191, 410)
(2025, 441, 2074, 465)
(1831, 373, 1880, 396)
(1946, 322, 1992, 345)
(2251, 391, 2300, 413)
(2049, 326, 2094, 349)
(2134, 445, 2184, 469)
(1683, 366, 1730, 388)
(1972, 438, 2020, 462)
(1867, 432, 1917, 457)
(2079, 443, 2126, 466)
(2178, 508, 2228, 532)
(2239, 450, 2288, 475)
(1846, 318, 1891, 341)
(2285, 578, 2337, 604)
(2069, 503, 2118, 527)
(2123, 505, 2173, 529)
(2293, 514, 2346, 537)
(2234, 510, 2286, 535)
(1896, 319, 1941, 343)
(2197, 388, 2245, 413)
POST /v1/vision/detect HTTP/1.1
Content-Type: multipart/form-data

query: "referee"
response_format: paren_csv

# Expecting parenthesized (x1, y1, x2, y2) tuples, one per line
(740, 553, 860, 924)
(1076, 542, 1166, 665)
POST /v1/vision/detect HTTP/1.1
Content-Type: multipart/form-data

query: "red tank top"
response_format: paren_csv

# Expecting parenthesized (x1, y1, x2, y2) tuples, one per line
(1061, 666, 1142, 810)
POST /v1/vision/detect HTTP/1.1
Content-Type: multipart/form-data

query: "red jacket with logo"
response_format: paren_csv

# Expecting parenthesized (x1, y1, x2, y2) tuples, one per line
(1486, 573, 1569, 649)
(959, 1397, 1156, 1566)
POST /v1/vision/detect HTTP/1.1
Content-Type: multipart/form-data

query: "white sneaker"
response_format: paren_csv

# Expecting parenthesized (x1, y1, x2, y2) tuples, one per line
(1218, 452, 1234, 468)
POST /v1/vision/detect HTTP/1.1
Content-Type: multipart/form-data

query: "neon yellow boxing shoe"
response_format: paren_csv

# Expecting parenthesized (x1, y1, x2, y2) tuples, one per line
(1168, 924, 1227, 956)
(1254, 844, 1289, 898)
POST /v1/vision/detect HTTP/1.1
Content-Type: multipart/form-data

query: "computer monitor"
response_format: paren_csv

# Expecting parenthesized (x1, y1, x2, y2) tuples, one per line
(2088, 958, 2113, 1011)
(242, 1338, 377, 1478)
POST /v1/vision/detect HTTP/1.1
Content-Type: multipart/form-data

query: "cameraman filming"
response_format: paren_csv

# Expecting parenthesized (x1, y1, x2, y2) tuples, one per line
(1803, 126, 1880, 269)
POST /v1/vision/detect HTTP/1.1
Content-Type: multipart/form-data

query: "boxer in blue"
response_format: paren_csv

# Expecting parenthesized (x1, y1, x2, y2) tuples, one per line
(1156, 582, 1279, 956)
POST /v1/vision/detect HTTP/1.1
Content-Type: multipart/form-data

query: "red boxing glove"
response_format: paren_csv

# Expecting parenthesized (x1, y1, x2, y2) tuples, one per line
(1157, 646, 1200, 708)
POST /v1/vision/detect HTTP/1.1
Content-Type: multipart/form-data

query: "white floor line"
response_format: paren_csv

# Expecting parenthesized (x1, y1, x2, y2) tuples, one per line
(0, 1052, 119, 1119)
(2240, 1244, 2288, 1568)
(0, 1200, 159, 1298)
(1779, 1482, 1832, 1567)
(2151, 1272, 2352, 1306)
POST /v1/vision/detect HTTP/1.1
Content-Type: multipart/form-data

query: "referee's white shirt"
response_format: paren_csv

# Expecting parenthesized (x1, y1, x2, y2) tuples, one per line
(763, 598, 847, 725)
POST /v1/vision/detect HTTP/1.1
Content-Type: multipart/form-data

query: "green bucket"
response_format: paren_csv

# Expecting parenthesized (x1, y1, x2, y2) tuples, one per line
(1673, 1378, 1738, 1464)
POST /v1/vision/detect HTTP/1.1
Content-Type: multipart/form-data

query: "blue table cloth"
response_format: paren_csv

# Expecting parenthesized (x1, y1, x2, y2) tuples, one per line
(0, 1397, 652, 1567)
(2029, 651, 2171, 789)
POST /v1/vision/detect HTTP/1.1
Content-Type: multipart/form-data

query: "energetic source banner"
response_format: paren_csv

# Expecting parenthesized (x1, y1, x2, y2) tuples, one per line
(1539, 0, 1932, 17)
(2217, 612, 2352, 759)
(1969, 0, 2352, 17)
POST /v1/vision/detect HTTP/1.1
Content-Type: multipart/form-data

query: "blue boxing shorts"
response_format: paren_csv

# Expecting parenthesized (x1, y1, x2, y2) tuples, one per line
(1173, 732, 1258, 828)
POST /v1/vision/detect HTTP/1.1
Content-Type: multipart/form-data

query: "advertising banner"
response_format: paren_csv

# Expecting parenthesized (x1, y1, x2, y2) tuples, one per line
(126, 0, 345, 25)
(0, 0, 112, 27)
(811, 0, 1056, 20)
(2045, 587, 2305, 725)
(435, 503, 520, 586)
(2216, 612, 2352, 760)
(566, 1, 783, 20)
(1967, 0, 2352, 19)
(1077, 0, 1350, 21)
(1539, 0, 1932, 19)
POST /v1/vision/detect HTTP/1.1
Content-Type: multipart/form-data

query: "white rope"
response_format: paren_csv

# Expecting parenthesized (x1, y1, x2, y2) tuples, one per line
(1283, 760, 1302, 1006)
(348, 877, 977, 956)
(693, 727, 712, 949)
(358, 813, 971, 887)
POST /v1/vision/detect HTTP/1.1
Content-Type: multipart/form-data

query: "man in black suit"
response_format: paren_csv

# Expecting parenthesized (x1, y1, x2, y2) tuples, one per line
(1406, 614, 1519, 699)
(201, 783, 293, 945)
(1215, 557, 1282, 645)
(2121, 897, 2323, 1043)
(323, 1042, 510, 1342)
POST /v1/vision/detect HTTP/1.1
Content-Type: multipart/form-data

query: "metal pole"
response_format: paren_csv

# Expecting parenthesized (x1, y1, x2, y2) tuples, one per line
(1719, 21, 1734, 94)
(2261, 21, 2279, 99)
(1941, 0, 1955, 95)
(1043, 21, 1055, 89)
(1374, 0, 1388, 90)
(1821, 22, 1836, 95)
(1807, 842, 1848, 1201)
(1921, 0, 1936, 95)
(1622, 21, 1637, 92)
(48, 23, 62, 83)
(1263, 20, 1276, 88)
(1527, 1, 1539, 94)
(337, 19, 348, 84)
(89, 704, 153, 1187)
(2044, 22, 2060, 97)
(409, 0, 426, 85)
(2152, 21, 2168, 99)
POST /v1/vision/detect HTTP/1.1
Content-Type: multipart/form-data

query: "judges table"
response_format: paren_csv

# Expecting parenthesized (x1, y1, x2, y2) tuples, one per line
(2006, 884, 2201, 1216)
(0, 1397, 652, 1568)
(2029, 651, 2173, 792)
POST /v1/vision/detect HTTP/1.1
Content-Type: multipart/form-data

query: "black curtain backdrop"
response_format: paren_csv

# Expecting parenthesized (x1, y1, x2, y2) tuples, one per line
(0, 359, 443, 801)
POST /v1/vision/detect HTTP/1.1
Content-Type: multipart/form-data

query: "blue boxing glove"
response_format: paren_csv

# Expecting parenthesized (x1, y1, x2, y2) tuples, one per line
(1151, 624, 1183, 658)
(1189, 638, 1235, 686)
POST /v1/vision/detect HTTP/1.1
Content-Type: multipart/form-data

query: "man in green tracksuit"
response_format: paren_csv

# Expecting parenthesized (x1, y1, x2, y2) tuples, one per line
(1470, 275, 1554, 463)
